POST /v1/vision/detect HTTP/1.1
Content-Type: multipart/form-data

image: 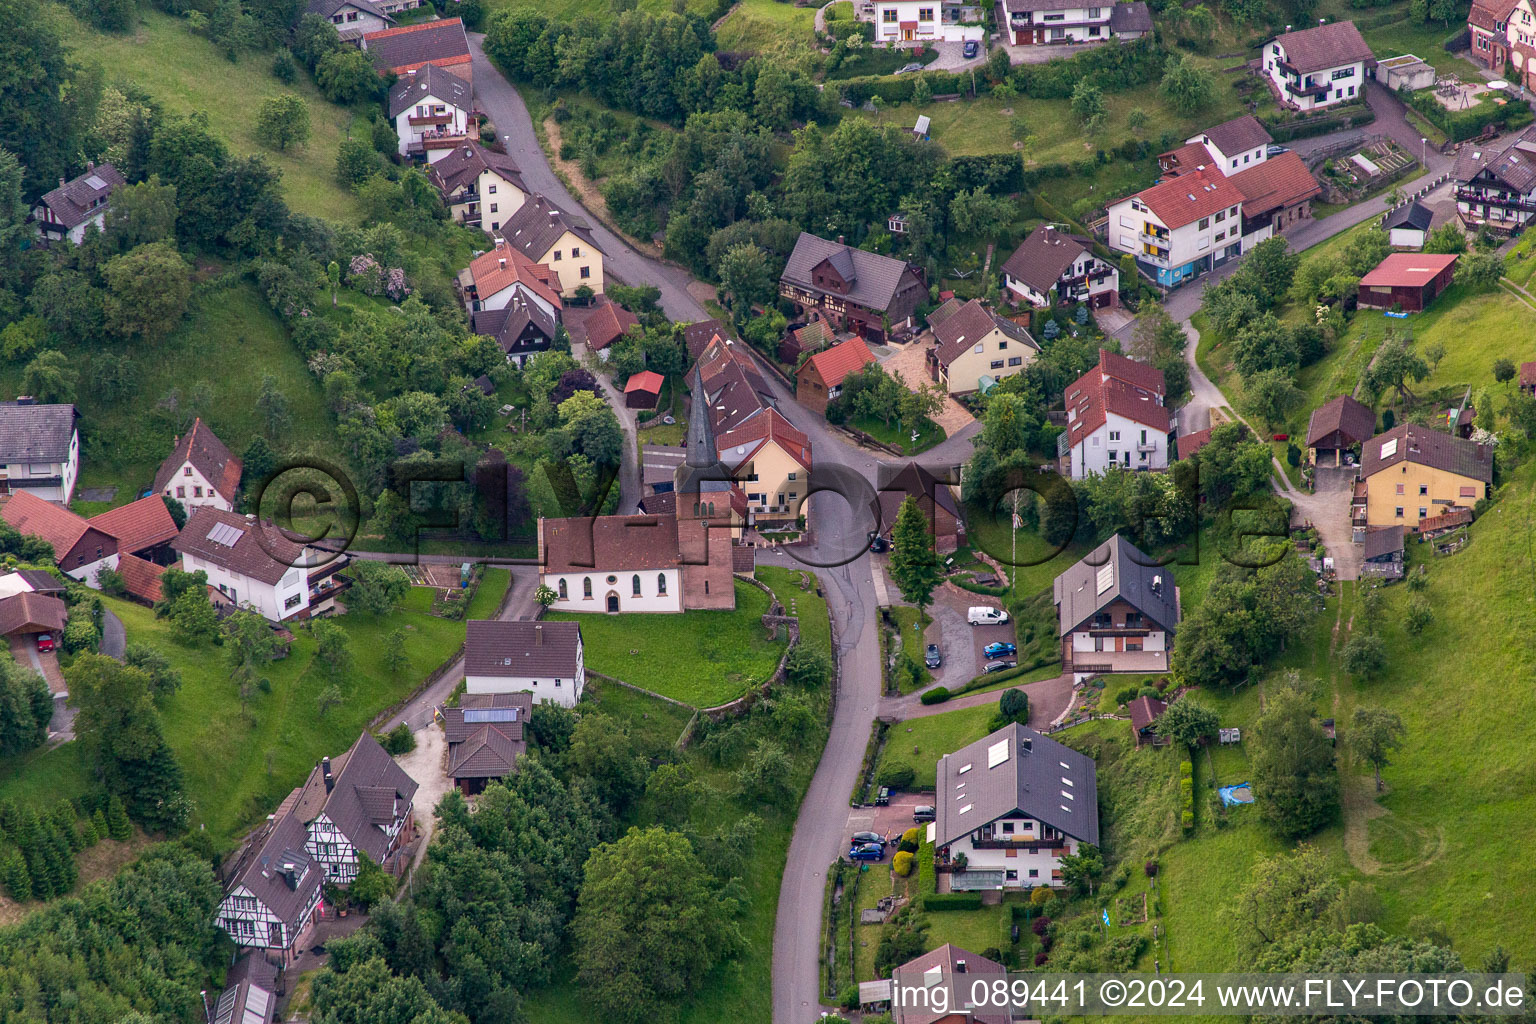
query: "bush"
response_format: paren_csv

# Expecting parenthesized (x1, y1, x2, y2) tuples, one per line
(919, 686, 951, 705)
(1181, 809, 1195, 830)
(875, 762, 916, 790)
(62, 615, 100, 654)
(1145, 859, 1158, 877)
(901, 826, 922, 845)
(1034, 952, 1050, 966)
(1032, 915, 1051, 935)
(1114, 686, 1138, 706)
(381, 723, 415, 755)
(893, 850, 915, 876)
(922, 892, 983, 911)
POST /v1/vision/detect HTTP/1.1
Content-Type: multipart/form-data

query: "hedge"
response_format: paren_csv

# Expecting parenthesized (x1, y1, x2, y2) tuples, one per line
(952, 576, 1008, 597)
(1179, 760, 1195, 832)
(1259, 103, 1375, 143)
(919, 685, 952, 705)
(1407, 87, 1534, 142)
(923, 892, 984, 911)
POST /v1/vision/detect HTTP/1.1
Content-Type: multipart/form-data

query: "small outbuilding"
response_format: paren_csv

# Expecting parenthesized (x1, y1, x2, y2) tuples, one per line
(1374, 54, 1435, 92)
(1357, 252, 1459, 312)
(1306, 394, 1377, 467)
(1361, 525, 1405, 580)
(1128, 694, 1168, 747)
(1383, 201, 1434, 248)
(0, 591, 66, 638)
(624, 370, 664, 410)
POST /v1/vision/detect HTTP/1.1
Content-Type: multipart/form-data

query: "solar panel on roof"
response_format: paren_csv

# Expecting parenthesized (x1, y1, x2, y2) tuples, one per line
(463, 708, 518, 723)
(244, 988, 272, 1024)
(1096, 563, 1114, 595)
(987, 738, 1010, 768)
(207, 521, 246, 547)
(84, 175, 106, 190)
(214, 988, 239, 1024)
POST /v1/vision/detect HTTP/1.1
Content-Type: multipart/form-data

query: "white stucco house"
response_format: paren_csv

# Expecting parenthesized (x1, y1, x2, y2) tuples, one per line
(152, 417, 242, 513)
(0, 402, 79, 503)
(932, 723, 1099, 889)
(464, 619, 585, 707)
(1001, 224, 1120, 309)
(1263, 20, 1375, 111)
(172, 507, 345, 623)
(869, 0, 985, 42)
(388, 65, 475, 160)
(31, 163, 125, 245)
(1060, 349, 1170, 479)
(1053, 533, 1180, 679)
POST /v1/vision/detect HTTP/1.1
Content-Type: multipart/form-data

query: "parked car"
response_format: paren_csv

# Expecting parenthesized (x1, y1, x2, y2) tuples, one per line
(875, 787, 890, 805)
(912, 805, 936, 823)
(984, 659, 1018, 673)
(925, 643, 942, 669)
(1267, 144, 1290, 157)
(967, 606, 1010, 625)
(962, 39, 979, 58)
(849, 842, 885, 861)
(869, 536, 889, 553)
(35, 633, 54, 653)
(852, 831, 885, 846)
(983, 641, 1017, 659)
(895, 62, 925, 74)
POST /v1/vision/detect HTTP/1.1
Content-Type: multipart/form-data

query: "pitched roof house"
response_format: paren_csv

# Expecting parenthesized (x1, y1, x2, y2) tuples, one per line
(624, 370, 665, 410)
(87, 495, 180, 557)
(886, 944, 1010, 1024)
(443, 692, 534, 794)
(928, 299, 1039, 396)
(1263, 20, 1375, 111)
(499, 195, 605, 297)
(1001, 224, 1119, 310)
(1305, 394, 1376, 465)
(31, 162, 126, 244)
(682, 318, 726, 360)
(1053, 533, 1179, 678)
(362, 19, 472, 85)
(1384, 200, 1434, 247)
(308, 0, 393, 41)
(0, 401, 80, 503)
(215, 812, 323, 964)
(874, 462, 962, 554)
(1452, 125, 1536, 234)
(208, 954, 279, 1024)
(795, 336, 875, 415)
(568, 297, 639, 352)
(153, 417, 243, 512)
(471, 295, 560, 367)
(1060, 350, 1170, 479)
(1, 491, 117, 583)
(464, 619, 586, 706)
(279, 732, 418, 883)
(779, 232, 926, 344)
(1359, 423, 1491, 530)
(173, 507, 346, 623)
(933, 724, 1098, 889)
(461, 238, 563, 316)
(388, 64, 475, 159)
(1127, 694, 1168, 746)
(115, 553, 167, 605)
(428, 142, 528, 232)
(1357, 252, 1459, 311)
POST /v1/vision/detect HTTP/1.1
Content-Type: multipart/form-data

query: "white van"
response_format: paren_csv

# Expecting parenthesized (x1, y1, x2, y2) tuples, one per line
(967, 606, 1009, 626)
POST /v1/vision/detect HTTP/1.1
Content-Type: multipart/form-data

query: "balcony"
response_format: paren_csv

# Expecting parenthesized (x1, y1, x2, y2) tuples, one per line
(970, 838, 1067, 852)
(1139, 230, 1170, 246)
(1137, 441, 1158, 452)
(1456, 187, 1536, 213)
(1136, 250, 1171, 269)
(408, 113, 455, 126)
(1283, 78, 1331, 98)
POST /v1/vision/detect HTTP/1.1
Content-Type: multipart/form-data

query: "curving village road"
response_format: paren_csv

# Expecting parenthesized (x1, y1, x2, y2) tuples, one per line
(459, 43, 1456, 1024)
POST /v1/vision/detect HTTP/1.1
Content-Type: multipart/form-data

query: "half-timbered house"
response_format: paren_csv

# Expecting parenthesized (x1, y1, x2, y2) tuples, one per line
(280, 732, 418, 884)
(216, 813, 323, 964)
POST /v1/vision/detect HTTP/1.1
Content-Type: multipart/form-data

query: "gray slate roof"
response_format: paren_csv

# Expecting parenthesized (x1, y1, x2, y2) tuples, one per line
(306, 0, 390, 23)
(388, 63, 472, 119)
(0, 403, 76, 462)
(428, 141, 527, 199)
(500, 194, 601, 261)
(890, 944, 1010, 1024)
(1363, 525, 1405, 561)
(1052, 533, 1179, 635)
(1305, 394, 1376, 448)
(465, 619, 582, 678)
(288, 732, 418, 864)
(472, 294, 558, 354)
(1109, 1, 1153, 32)
(1383, 200, 1433, 233)
(935, 723, 1099, 848)
(38, 164, 126, 230)
(781, 232, 917, 315)
(225, 813, 320, 927)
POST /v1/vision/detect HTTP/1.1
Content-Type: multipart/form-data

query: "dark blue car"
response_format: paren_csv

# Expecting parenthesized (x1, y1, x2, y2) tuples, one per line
(963, 39, 980, 59)
(849, 842, 885, 862)
(983, 642, 1017, 659)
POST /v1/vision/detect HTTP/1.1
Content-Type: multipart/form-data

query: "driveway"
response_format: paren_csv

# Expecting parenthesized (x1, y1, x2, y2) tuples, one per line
(575, 341, 643, 514)
(100, 607, 125, 660)
(11, 636, 71, 740)
(878, 338, 975, 437)
(880, 667, 1075, 726)
(467, 34, 708, 324)
(922, 600, 977, 689)
(1296, 464, 1361, 580)
(923, 39, 986, 71)
(845, 791, 935, 847)
(394, 725, 451, 873)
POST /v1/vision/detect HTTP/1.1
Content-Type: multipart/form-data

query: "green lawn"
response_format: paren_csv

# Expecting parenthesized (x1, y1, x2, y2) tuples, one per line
(486, 0, 719, 21)
(548, 580, 785, 706)
(0, 283, 340, 503)
(1357, 17, 1482, 77)
(758, 566, 831, 663)
(714, 0, 819, 54)
(850, 414, 946, 456)
(875, 703, 997, 790)
(53, 7, 362, 221)
(888, 605, 932, 692)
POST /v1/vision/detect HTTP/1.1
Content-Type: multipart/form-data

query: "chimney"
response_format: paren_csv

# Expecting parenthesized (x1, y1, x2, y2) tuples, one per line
(535, 623, 544, 645)
(86, 160, 94, 172)
(1151, 574, 1163, 595)
(549, 210, 559, 220)
(1044, 225, 1055, 242)
(498, 257, 506, 270)
(322, 756, 334, 794)
(837, 234, 845, 245)
(1022, 737, 1033, 752)
(955, 960, 967, 974)
(59, 177, 65, 189)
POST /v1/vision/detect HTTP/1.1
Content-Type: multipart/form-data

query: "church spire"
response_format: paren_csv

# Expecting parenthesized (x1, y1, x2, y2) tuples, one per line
(685, 365, 716, 469)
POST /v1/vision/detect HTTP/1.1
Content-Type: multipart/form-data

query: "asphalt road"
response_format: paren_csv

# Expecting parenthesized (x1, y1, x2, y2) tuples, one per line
(466, 34, 709, 324)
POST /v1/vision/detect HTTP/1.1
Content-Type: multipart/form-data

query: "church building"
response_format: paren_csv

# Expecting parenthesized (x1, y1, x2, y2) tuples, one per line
(537, 368, 740, 613)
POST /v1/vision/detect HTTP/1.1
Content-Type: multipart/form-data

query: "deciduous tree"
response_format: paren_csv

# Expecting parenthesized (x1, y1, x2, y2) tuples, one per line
(1250, 671, 1338, 839)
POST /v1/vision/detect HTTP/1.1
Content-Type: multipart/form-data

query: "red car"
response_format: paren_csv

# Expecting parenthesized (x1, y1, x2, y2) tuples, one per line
(35, 633, 54, 653)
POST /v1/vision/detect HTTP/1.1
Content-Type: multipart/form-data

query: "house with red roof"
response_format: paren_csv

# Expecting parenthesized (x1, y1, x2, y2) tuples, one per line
(87, 495, 180, 562)
(624, 370, 664, 410)
(1110, 114, 1320, 288)
(1357, 252, 1459, 311)
(1, 491, 118, 584)
(795, 336, 875, 415)
(153, 417, 242, 513)
(717, 407, 812, 526)
(1060, 349, 1170, 479)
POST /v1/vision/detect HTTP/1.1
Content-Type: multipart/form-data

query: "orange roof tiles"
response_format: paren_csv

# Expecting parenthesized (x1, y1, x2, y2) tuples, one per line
(87, 495, 179, 554)
(802, 337, 876, 389)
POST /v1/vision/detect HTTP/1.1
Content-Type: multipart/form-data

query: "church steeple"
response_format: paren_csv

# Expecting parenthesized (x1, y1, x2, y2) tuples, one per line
(685, 365, 716, 469)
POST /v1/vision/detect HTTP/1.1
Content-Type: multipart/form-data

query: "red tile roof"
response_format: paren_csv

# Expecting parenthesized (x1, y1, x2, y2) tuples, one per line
(363, 19, 471, 76)
(1, 491, 91, 556)
(1125, 165, 1244, 230)
(717, 408, 812, 473)
(624, 370, 664, 395)
(467, 242, 562, 311)
(152, 417, 242, 505)
(1358, 252, 1459, 288)
(87, 495, 179, 554)
(0, 591, 66, 636)
(116, 553, 166, 604)
(1158, 141, 1217, 177)
(801, 337, 875, 389)
(1099, 348, 1167, 396)
(1177, 427, 1213, 460)
(1228, 151, 1321, 217)
(1064, 350, 1170, 446)
(577, 299, 639, 351)
(1521, 360, 1536, 388)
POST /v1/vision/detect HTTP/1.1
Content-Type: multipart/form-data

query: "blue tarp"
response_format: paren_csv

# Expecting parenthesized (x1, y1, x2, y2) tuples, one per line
(1219, 782, 1255, 806)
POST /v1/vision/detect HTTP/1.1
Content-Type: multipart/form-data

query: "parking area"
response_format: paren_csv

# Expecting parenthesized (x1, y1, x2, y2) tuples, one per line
(930, 584, 1019, 681)
(845, 790, 936, 853)
(879, 337, 975, 436)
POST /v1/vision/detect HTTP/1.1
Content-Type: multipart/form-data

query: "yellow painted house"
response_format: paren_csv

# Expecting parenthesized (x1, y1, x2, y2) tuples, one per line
(717, 408, 813, 526)
(1359, 424, 1491, 530)
(926, 298, 1040, 396)
(500, 194, 605, 297)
